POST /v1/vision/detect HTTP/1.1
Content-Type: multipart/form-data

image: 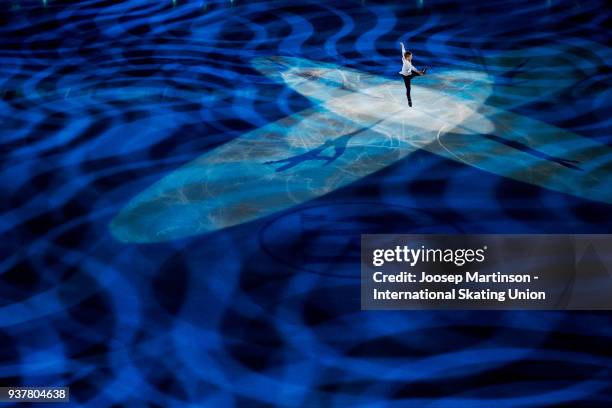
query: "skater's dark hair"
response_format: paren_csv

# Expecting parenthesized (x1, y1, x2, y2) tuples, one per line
(404, 51, 412, 59)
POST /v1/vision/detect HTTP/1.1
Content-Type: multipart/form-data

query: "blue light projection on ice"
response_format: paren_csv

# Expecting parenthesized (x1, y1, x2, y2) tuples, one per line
(111, 56, 612, 243)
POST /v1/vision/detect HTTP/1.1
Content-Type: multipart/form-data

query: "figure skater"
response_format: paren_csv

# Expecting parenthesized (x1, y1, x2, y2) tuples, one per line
(399, 42, 427, 107)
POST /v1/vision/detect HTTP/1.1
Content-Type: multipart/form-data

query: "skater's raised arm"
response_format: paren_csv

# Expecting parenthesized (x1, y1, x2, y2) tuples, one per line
(400, 42, 407, 59)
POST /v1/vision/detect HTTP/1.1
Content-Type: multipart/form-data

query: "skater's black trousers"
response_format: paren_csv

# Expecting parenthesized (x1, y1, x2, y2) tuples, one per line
(401, 73, 415, 106)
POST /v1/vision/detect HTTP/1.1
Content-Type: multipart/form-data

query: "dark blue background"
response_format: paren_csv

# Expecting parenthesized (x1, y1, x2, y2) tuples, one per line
(0, 0, 611, 406)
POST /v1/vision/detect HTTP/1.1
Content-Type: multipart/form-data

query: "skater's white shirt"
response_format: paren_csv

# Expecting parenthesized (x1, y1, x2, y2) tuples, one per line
(399, 43, 417, 76)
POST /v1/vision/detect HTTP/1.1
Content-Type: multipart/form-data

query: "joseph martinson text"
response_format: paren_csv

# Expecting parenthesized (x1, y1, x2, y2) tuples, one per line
(372, 271, 546, 302)
(372, 271, 534, 284)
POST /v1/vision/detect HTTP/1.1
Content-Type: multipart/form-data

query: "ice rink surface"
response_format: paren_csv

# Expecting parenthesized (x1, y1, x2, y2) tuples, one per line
(1, 0, 611, 406)
(113, 57, 611, 242)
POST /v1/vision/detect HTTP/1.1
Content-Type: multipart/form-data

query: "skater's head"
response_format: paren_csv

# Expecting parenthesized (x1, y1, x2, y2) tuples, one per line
(404, 51, 412, 61)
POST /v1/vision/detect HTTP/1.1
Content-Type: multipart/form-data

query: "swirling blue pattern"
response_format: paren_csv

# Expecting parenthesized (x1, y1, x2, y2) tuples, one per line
(1, 0, 611, 406)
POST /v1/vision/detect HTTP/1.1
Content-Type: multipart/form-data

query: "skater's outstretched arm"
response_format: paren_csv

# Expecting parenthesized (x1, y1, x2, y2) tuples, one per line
(400, 42, 426, 75)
